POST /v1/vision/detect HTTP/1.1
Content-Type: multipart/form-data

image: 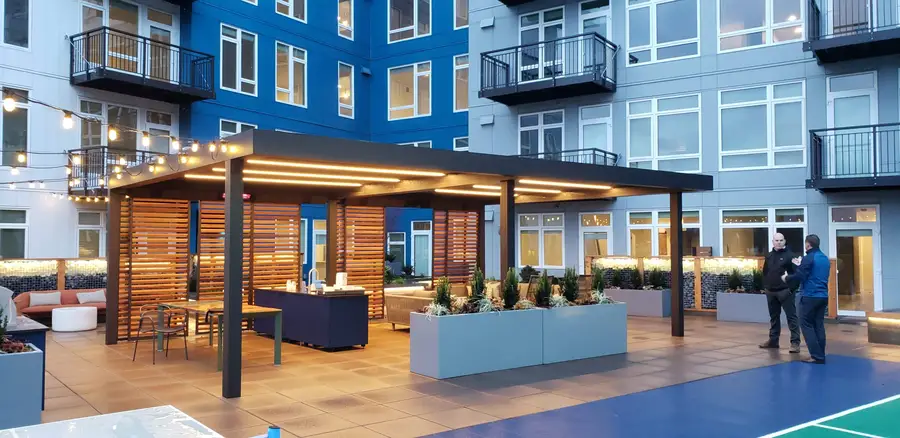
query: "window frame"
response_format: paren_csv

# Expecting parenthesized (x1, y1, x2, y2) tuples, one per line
(716, 0, 804, 53)
(719, 207, 807, 257)
(626, 93, 702, 173)
(578, 103, 612, 152)
(517, 213, 565, 270)
(387, 61, 432, 120)
(75, 99, 177, 154)
(626, 210, 702, 257)
(387, 231, 407, 265)
(626, 0, 700, 66)
(338, 0, 353, 39)
(1, 0, 30, 50)
(274, 41, 307, 108)
(718, 81, 806, 171)
(578, 211, 613, 274)
(0, 86, 29, 168)
(387, 0, 431, 43)
(453, 136, 469, 151)
(76, 210, 106, 258)
(219, 119, 257, 138)
(300, 218, 308, 264)
(0, 207, 27, 258)
(220, 24, 258, 96)
(399, 141, 432, 148)
(275, 0, 306, 23)
(454, 0, 468, 30)
(518, 110, 565, 156)
(453, 54, 469, 113)
(338, 61, 354, 119)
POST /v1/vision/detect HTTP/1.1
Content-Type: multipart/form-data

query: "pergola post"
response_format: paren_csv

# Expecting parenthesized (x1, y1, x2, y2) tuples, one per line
(325, 199, 339, 286)
(105, 190, 123, 345)
(476, 209, 486, 273)
(498, 180, 516, 284)
(223, 157, 244, 398)
(670, 191, 685, 337)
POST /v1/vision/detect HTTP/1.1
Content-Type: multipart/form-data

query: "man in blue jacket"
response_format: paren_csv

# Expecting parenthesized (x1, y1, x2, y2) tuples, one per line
(782, 234, 830, 364)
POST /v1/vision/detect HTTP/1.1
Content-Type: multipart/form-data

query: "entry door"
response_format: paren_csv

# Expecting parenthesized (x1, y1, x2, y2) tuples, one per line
(827, 72, 878, 178)
(578, 212, 612, 274)
(411, 221, 432, 277)
(519, 8, 564, 83)
(829, 206, 882, 317)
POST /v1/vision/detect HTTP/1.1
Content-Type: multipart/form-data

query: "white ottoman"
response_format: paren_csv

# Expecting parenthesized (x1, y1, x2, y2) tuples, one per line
(52, 307, 98, 332)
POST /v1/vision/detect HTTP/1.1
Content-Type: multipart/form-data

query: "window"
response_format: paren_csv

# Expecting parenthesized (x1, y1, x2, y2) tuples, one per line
(579, 104, 611, 152)
(399, 141, 431, 148)
(627, 94, 701, 172)
(338, 62, 354, 118)
(519, 110, 563, 156)
(77, 211, 104, 258)
(300, 218, 307, 264)
(580, 212, 612, 274)
(2, 0, 28, 48)
(627, 0, 699, 64)
(387, 232, 406, 264)
(388, 61, 431, 120)
(453, 137, 469, 151)
(0, 209, 25, 258)
(221, 25, 257, 95)
(454, 0, 467, 29)
(719, 81, 805, 170)
(78, 100, 175, 152)
(520, 8, 564, 82)
(1, 87, 27, 167)
(275, 42, 306, 107)
(146, 111, 173, 154)
(518, 214, 564, 269)
(721, 207, 806, 257)
(313, 219, 327, 277)
(389, 0, 430, 42)
(454, 55, 469, 112)
(339, 0, 353, 39)
(276, 0, 305, 22)
(220, 120, 256, 138)
(718, 0, 803, 52)
(581, 1, 611, 39)
(628, 211, 701, 257)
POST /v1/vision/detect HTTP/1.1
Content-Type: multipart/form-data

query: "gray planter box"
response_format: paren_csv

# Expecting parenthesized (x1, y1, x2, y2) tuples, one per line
(0, 344, 43, 429)
(605, 288, 671, 317)
(410, 310, 543, 379)
(542, 303, 627, 364)
(717, 292, 788, 324)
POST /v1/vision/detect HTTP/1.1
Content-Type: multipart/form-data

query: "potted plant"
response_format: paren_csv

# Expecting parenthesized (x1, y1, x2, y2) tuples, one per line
(0, 307, 43, 429)
(604, 268, 671, 317)
(535, 271, 552, 307)
(716, 268, 781, 323)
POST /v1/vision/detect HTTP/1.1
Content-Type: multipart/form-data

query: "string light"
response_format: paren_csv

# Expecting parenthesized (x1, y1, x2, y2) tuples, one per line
(72, 178, 80, 186)
(179, 154, 188, 164)
(113, 165, 121, 173)
(208, 142, 216, 152)
(141, 131, 151, 147)
(220, 142, 228, 153)
(116, 173, 123, 180)
(10, 167, 19, 176)
(171, 137, 180, 151)
(62, 111, 74, 130)
(65, 166, 72, 175)
(107, 127, 118, 141)
(118, 156, 126, 166)
(98, 178, 105, 187)
(191, 141, 199, 153)
(2, 96, 14, 112)
(16, 153, 25, 164)
(148, 165, 156, 173)
(72, 155, 82, 166)
(157, 156, 166, 165)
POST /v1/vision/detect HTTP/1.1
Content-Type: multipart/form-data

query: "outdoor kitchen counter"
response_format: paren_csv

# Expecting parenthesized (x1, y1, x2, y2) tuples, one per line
(253, 288, 369, 350)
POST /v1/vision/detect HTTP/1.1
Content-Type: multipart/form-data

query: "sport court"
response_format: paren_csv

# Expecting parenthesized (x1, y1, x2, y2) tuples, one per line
(764, 394, 900, 437)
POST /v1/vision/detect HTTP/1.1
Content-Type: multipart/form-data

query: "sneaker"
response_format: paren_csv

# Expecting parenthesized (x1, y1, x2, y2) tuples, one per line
(759, 341, 779, 349)
(802, 358, 826, 364)
(789, 344, 801, 354)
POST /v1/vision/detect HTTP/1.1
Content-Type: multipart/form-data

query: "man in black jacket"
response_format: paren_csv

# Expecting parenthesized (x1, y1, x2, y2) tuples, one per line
(760, 233, 801, 353)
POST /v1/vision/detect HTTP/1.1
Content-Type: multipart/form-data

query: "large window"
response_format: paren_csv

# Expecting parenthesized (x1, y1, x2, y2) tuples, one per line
(276, 0, 305, 22)
(276, 42, 306, 107)
(388, 61, 431, 120)
(519, 110, 563, 156)
(579, 104, 612, 152)
(387, 232, 406, 264)
(0, 209, 26, 258)
(520, 8, 564, 82)
(718, 0, 803, 52)
(338, 0, 353, 39)
(454, 0, 467, 29)
(2, 0, 28, 48)
(627, 94, 701, 172)
(78, 100, 175, 154)
(628, 211, 701, 257)
(518, 213, 564, 269)
(627, 0, 698, 65)
(454, 55, 468, 112)
(338, 62, 354, 118)
(220, 120, 256, 138)
(719, 81, 805, 170)
(721, 207, 806, 257)
(1, 87, 27, 167)
(389, 0, 430, 42)
(77, 211, 105, 258)
(221, 25, 257, 95)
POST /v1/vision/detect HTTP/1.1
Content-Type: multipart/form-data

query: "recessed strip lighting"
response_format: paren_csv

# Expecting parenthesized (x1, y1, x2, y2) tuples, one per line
(435, 189, 500, 197)
(185, 174, 225, 181)
(472, 185, 561, 194)
(518, 179, 612, 190)
(247, 159, 445, 177)
(211, 167, 400, 183)
(185, 174, 360, 187)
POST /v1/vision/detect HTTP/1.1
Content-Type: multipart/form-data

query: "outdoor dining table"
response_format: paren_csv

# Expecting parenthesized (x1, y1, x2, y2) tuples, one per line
(157, 301, 282, 371)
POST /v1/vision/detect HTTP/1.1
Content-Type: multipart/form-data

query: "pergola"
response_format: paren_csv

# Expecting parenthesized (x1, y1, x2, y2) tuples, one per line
(104, 130, 713, 398)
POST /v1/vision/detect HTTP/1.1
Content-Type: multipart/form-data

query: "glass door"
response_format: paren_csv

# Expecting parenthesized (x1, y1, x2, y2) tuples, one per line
(827, 73, 878, 178)
(146, 9, 177, 83)
(579, 213, 612, 274)
(829, 206, 882, 316)
(411, 221, 432, 278)
(108, 0, 140, 73)
(579, 0, 611, 74)
(519, 8, 564, 83)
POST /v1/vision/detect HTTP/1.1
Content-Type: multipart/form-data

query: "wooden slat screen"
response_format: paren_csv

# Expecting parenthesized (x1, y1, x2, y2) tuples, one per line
(197, 201, 252, 333)
(251, 203, 302, 290)
(433, 210, 479, 284)
(336, 205, 385, 319)
(432, 210, 448, 281)
(116, 198, 132, 340)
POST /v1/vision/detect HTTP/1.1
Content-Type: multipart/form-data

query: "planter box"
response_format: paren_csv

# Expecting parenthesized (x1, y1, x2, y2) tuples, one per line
(717, 292, 789, 324)
(410, 310, 543, 379)
(605, 289, 671, 317)
(542, 303, 627, 364)
(0, 344, 43, 429)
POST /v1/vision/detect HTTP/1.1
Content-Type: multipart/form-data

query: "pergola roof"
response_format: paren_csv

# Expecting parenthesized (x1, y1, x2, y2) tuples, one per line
(109, 130, 713, 204)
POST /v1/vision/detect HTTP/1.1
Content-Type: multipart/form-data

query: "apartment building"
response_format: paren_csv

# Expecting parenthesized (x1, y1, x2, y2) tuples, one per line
(470, 0, 900, 317)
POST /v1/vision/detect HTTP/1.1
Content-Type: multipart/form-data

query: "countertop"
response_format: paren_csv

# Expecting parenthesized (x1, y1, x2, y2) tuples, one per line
(0, 405, 222, 437)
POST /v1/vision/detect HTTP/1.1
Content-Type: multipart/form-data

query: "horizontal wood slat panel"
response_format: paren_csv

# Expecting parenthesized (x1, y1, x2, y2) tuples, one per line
(198, 201, 251, 333)
(251, 203, 301, 291)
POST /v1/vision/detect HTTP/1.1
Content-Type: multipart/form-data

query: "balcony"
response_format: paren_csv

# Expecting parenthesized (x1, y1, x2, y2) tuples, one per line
(69, 27, 215, 104)
(497, 0, 537, 5)
(479, 33, 618, 106)
(69, 147, 159, 195)
(808, 123, 900, 191)
(804, 0, 900, 63)
(518, 148, 619, 166)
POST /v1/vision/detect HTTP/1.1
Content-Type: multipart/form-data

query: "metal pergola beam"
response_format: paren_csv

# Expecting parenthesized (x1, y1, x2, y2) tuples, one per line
(348, 174, 502, 198)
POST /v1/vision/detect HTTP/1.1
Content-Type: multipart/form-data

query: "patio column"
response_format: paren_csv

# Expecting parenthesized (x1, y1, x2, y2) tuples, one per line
(223, 157, 245, 398)
(498, 179, 516, 284)
(669, 192, 685, 337)
(325, 199, 339, 286)
(476, 209, 486, 273)
(105, 190, 123, 345)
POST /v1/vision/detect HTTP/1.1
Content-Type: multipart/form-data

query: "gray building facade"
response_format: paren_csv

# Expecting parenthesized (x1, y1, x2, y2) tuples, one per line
(469, 0, 900, 316)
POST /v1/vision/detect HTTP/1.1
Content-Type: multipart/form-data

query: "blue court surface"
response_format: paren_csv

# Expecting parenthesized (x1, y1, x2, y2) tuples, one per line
(430, 356, 900, 438)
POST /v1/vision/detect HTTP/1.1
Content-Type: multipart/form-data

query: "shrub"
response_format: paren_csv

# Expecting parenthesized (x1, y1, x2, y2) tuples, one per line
(519, 265, 538, 283)
(562, 267, 579, 302)
(751, 269, 764, 293)
(401, 265, 414, 276)
(385, 252, 397, 263)
(535, 271, 552, 307)
(648, 269, 666, 290)
(591, 267, 605, 294)
(434, 277, 452, 309)
(502, 268, 519, 309)
(383, 266, 396, 284)
(470, 267, 486, 301)
(727, 269, 744, 292)
(630, 269, 643, 289)
(610, 270, 622, 288)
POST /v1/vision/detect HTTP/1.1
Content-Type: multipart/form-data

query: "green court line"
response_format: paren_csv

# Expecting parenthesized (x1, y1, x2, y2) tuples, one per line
(821, 399, 900, 437)
(761, 394, 900, 438)
(772, 425, 873, 437)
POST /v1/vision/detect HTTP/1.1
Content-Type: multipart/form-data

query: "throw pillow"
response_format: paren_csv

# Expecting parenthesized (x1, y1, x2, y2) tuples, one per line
(76, 290, 106, 304)
(30, 292, 62, 307)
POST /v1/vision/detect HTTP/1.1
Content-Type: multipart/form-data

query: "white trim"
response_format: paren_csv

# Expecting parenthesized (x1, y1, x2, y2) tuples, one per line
(399, 141, 432, 148)
(387, 231, 407, 265)
(518, 7, 566, 83)
(242, 0, 257, 4)
(626, 93, 702, 173)
(761, 394, 900, 437)
(579, 104, 612, 152)
(719, 207, 807, 257)
(518, 110, 565, 156)
(578, 212, 613, 275)
(411, 220, 433, 277)
(388, 0, 431, 43)
(76, 210, 106, 258)
(388, 61, 432, 120)
(219, 119, 257, 139)
(76, 98, 178, 153)
(338, 0, 353, 40)
(827, 205, 882, 315)
(517, 213, 565, 270)
(275, 41, 307, 108)
(312, 219, 327, 277)
(579, 0, 611, 38)
(626, 210, 702, 257)
(220, 24, 258, 96)
(453, 136, 469, 151)
(716, 0, 805, 54)
(275, 0, 307, 23)
(454, 0, 468, 30)
(626, 0, 701, 66)
(1, 0, 32, 51)
(0, 208, 28, 258)
(453, 54, 469, 113)
(826, 72, 879, 177)
(300, 218, 308, 264)
(338, 62, 355, 119)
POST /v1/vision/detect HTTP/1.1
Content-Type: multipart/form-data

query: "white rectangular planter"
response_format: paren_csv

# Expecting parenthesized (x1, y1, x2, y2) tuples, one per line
(0, 344, 43, 429)
(410, 310, 543, 379)
(717, 292, 788, 324)
(542, 303, 627, 364)
(605, 289, 671, 317)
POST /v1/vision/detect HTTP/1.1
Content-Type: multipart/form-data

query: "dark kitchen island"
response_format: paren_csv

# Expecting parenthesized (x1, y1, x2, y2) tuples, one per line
(253, 288, 369, 350)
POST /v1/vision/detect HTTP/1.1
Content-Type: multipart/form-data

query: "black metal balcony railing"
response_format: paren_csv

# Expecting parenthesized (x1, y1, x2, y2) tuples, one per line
(519, 148, 619, 167)
(69, 147, 157, 194)
(808, 123, 900, 189)
(480, 32, 618, 105)
(806, 0, 900, 62)
(69, 27, 215, 103)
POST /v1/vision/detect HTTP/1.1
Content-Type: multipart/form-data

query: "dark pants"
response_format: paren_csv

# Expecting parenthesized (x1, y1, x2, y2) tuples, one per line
(766, 289, 800, 346)
(800, 296, 828, 361)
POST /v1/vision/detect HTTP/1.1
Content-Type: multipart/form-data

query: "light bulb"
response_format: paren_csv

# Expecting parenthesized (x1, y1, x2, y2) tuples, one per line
(72, 155, 82, 165)
(148, 165, 156, 173)
(93, 197, 99, 203)
(68, 195, 73, 201)
(108, 127, 118, 141)
(118, 156, 126, 166)
(69, 180, 75, 187)
(116, 173, 123, 180)
(99, 178, 105, 187)
(141, 132, 151, 147)
(62, 112, 75, 130)
(73, 178, 80, 186)
(113, 165, 121, 173)
(104, 197, 109, 202)
(179, 155, 188, 164)
(220, 143, 228, 153)
(2, 97, 15, 112)
(171, 137, 180, 151)
(16, 152, 25, 163)
(65, 166, 72, 175)
(208, 142, 216, 152)
(39, 181, 45, 189)
(157, 155, 165, 165)
(191, 141, 199, 152)
(28, 182, 35, 189)
(10, 167, 19, 176)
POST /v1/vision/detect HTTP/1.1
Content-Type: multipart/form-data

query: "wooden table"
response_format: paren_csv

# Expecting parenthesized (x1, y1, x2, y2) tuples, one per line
(159, 301, 282, 371)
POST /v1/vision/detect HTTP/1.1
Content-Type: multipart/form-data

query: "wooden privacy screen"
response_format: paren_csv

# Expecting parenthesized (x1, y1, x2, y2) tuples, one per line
(336, 205, 385, 319)
(250, 203, 302, 290)
(433, 210, 479, 284)
(117, 198, 190, 340)
(197, 201, 251, 305)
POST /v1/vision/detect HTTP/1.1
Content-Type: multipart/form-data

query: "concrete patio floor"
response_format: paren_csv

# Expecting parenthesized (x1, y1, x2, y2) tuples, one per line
(39, 315, 900, 438)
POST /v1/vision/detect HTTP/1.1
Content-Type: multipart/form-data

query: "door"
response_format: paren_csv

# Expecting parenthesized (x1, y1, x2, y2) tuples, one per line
(578, 213, 612, 274)
(827, 72, 878, 178)
(411, 221, 432, 277)
(828, 0, 873, 35)
(108, 0, 140, 73)
(829, 206, 882, 317)
(519, 8, 564, 83)
(146, 8, 177, 82)
(579, 0, 611, 74)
